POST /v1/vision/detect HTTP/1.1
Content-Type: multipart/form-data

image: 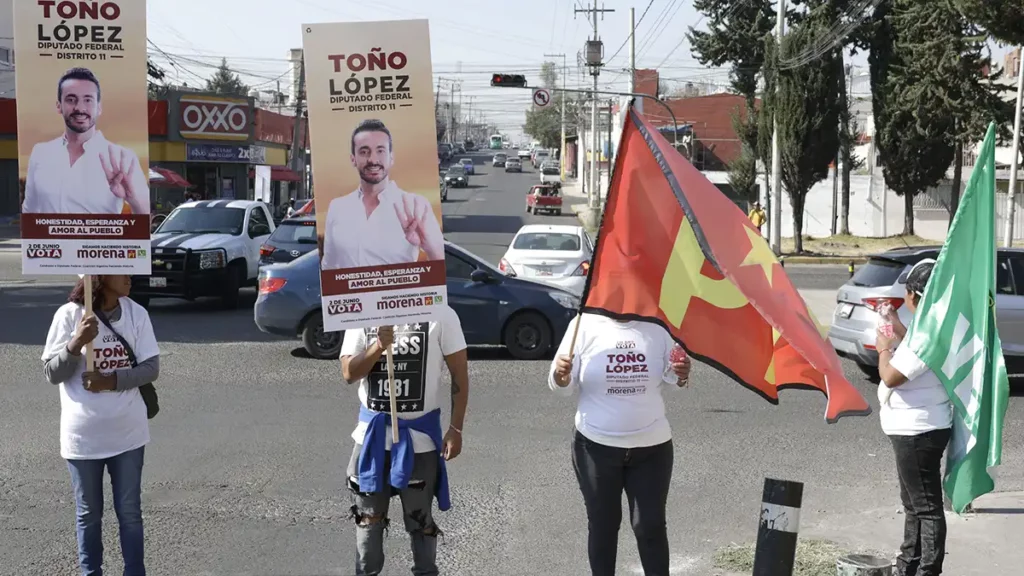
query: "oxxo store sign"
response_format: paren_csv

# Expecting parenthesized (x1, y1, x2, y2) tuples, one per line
(176, 94, 253, 142)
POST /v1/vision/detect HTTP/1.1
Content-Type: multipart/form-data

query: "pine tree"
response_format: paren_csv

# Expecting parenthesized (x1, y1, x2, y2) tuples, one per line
(954, 1, 1024, 45)
(205, 58, 249, 97)
(689, 0, 775, 189)
(760, 9, 843, 253)
(869, 0, 957, 236)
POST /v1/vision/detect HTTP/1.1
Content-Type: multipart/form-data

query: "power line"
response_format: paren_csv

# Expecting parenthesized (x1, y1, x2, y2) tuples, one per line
(603, 0, 655, 64)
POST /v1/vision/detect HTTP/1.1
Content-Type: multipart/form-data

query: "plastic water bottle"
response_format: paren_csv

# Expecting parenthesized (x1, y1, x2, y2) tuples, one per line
(876, 301, 895, 339)
(670, 342, 688, 364)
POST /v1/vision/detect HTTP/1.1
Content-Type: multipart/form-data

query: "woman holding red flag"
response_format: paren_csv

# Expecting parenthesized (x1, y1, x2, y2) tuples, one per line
(549, 313, 691, 576)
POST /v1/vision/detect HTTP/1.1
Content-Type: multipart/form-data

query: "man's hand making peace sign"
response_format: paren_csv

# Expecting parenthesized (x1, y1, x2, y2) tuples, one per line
(98, 144, 148, 214)
(393, 193, 444, 261)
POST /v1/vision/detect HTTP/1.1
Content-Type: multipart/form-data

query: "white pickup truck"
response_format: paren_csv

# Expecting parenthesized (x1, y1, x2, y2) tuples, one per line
(131, 199, 275, 308)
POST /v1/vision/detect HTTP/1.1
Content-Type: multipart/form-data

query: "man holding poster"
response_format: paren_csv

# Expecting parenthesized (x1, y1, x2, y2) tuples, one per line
(321, 119, 444, 270)
(15, 0, 152, 277)
(303, 20, 447, 333)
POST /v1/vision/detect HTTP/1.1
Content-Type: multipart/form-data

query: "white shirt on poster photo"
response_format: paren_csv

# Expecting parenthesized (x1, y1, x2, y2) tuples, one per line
(42, 298, 159, 460)
(320, 119, 443, 270)
(21, 69, 150, 215)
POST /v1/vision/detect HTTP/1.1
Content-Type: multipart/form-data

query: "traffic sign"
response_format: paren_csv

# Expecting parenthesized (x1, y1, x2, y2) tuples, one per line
(532, 88, 551, 109)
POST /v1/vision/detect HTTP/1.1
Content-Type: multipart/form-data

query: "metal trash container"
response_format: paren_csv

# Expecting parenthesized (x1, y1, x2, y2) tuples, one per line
(836, 554, 892, 576)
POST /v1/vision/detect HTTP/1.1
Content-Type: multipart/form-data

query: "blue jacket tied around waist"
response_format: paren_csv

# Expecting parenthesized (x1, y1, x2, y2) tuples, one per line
(357, 405, 451, 511)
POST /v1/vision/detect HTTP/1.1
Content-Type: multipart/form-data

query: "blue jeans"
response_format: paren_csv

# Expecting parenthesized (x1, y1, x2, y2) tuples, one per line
(66, 446, 146, 576)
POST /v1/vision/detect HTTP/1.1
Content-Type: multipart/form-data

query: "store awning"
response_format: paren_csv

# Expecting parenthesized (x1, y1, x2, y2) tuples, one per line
(249, 166, 301, 182)
(149, 167, 191, 188)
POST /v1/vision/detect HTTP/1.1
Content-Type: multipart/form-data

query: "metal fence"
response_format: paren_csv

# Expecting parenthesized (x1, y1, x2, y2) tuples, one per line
(916, 184, 1024, 241)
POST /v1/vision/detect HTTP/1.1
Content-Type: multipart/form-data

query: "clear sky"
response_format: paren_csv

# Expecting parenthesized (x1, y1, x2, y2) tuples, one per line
(146, 0, 1016, 141)
(147, 0, 731, 139)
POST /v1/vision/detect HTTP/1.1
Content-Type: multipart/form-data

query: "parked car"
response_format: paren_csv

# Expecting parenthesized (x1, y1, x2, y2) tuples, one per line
(492, 153, 508, 167)
(458, 158, 475, 175)
(829, 245, 1024, 378)
(499, 224, 592, 295)
(505, 157, 522, 172)
(526, 183, 563, 216)
(254, 242, 579, 359)
(259, 215, 318, 267)
(539, 160, 561, 183)
(132, 199, 275, 309)
(445, 165, 469, 188)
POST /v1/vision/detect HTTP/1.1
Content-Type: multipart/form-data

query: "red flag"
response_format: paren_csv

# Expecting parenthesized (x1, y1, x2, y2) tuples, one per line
(581, 104, 870, 422)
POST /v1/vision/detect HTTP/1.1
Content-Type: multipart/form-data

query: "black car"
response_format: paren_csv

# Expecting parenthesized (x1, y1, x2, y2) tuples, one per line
(258, 216, 318, 267)
(445, 165, 469, 188)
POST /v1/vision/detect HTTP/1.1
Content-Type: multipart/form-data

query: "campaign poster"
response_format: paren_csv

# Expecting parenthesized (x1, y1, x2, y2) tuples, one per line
(303, 20, 446, 332)
(14, 0, 151, 275)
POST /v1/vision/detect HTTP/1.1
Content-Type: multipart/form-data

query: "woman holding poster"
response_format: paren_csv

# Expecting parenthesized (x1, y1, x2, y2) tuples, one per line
(41, 275, 160, 576)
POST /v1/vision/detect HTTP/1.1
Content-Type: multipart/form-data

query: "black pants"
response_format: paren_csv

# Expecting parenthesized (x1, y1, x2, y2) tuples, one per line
(889, 428, 951, 576)
(572, 430, 674, 576)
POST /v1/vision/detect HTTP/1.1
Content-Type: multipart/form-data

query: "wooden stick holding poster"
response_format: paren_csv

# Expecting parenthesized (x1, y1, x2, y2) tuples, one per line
(83, 276, 95, 372)
(385, 346, 400, 443)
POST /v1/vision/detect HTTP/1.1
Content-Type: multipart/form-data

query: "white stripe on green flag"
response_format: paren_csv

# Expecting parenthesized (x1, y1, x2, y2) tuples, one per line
(902, 122, 1011, 514)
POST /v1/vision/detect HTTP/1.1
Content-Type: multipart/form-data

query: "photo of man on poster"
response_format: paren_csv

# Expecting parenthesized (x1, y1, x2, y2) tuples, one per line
(321, 119, 444, 270)
(21, 67, 150, 215)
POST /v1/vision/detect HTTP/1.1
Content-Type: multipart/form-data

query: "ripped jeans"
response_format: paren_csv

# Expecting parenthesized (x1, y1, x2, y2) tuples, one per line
(346, 444, 441, 576)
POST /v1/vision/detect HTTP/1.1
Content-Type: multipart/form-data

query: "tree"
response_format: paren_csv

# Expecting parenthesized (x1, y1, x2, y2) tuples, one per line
(728, 108, 759, 203)
(944, 22, 1014, 224)
(524, 61, 578, 149)
(205, 58, 249, 97)
(869, 0, 957, 236)
(760, 9, 842, 253)
(954, 1, 1024, 45)
(689, 0, 775, 176)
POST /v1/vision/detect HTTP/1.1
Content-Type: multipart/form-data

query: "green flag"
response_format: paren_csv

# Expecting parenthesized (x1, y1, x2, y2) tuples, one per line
(903, 122, 1010, 514)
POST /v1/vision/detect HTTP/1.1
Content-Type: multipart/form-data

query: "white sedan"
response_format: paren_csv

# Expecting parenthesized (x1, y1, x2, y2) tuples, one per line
(498, 224, 593, 295)
(517, 148, 532, 159)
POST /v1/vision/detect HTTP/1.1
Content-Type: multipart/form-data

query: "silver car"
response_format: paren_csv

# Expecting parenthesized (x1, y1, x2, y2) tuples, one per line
(828, 246, 1024, 378)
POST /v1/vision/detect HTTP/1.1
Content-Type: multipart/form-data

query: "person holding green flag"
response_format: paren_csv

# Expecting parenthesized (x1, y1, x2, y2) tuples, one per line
(875, 122, 1010, 576)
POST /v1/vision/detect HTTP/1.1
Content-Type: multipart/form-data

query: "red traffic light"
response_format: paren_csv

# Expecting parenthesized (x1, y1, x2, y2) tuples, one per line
(490, 74, 527, 88)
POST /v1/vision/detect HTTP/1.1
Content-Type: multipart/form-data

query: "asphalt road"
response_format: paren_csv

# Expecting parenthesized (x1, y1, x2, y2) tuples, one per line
(2, 154, 1020, 576)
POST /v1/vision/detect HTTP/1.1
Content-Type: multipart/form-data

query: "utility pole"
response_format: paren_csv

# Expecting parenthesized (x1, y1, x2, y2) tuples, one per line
(448, 81, 456, 145)
(457, 84, 463, 142)
(627, 7, 636, 96)
(1004, 49, 1024, 247)
(575, 1, 614, 216)
(289, 58, 306, 200)
(276, 80, 282, 114)
(545, 52, 567, 180)
(769, 0, 787, 255)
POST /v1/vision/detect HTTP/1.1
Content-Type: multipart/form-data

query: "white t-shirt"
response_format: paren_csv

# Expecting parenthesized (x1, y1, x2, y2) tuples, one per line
(42, 299, 159, 460)
(23, 131, 148, 215)
(341, 305, 467, 453)
(879, 342, 953, 436)
(320, 181, 442, 270)
(548, 314, 680, 448)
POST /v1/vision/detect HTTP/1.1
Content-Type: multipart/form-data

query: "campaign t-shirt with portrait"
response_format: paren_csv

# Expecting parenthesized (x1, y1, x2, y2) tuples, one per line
(340, 304, 467, 453)
(548, 313, 680, 448)
(879, 342, 953, 436)
(42, 298, 159, 460)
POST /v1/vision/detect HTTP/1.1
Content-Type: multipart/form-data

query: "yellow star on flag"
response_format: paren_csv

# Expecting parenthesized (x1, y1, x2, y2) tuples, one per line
(765, 327, 782, 385)
(740, 226, 780, 287)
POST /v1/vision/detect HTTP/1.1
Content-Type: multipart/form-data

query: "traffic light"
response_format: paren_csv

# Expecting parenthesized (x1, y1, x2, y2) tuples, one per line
(490, 74, 527, 88)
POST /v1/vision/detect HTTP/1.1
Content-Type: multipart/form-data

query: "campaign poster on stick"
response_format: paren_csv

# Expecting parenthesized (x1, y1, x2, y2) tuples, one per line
(14, 0, 151, 275)
(303, 20, 446, 332)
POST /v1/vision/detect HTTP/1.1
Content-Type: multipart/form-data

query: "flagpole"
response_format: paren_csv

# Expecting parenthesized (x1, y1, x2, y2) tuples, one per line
(1003, 49, 1024, 248)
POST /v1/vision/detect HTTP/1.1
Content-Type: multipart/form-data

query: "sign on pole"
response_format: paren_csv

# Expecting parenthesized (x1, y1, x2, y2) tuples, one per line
(532, 88, 551, 109)
(15, 0, 151, 275)
(303, 19, 447, 333)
